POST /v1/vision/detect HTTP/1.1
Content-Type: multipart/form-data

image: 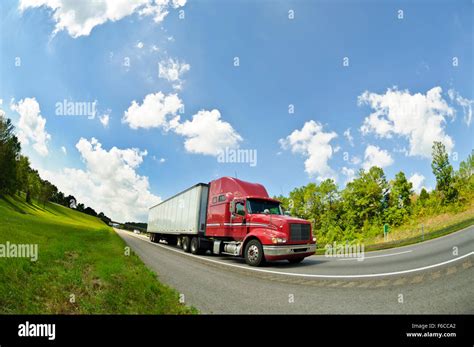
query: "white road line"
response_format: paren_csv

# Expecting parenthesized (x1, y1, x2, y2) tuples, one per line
(337, 249, 413, 261)
(118, 230, 474, 279)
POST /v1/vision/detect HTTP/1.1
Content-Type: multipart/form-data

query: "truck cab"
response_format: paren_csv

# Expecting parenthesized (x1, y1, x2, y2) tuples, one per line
(205, 177, 316, 266)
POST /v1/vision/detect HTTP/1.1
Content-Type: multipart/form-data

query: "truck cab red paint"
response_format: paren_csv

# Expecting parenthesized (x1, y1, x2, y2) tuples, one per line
(205, 177, 316, 262)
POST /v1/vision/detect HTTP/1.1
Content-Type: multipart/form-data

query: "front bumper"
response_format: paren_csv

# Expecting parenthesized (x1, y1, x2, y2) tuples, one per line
(263, 243, 316, 260)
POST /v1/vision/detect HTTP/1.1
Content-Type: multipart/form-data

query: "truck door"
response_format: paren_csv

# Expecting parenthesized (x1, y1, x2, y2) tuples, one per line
(230, 200, 247, 239)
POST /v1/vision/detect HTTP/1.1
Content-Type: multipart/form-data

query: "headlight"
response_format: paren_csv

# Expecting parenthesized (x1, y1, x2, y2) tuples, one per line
(272, 237, 287, 244)
(313, 237, 317, 242)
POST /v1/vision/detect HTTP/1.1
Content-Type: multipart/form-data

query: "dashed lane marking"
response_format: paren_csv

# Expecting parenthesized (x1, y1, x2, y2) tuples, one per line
(337, 249, 413, 261)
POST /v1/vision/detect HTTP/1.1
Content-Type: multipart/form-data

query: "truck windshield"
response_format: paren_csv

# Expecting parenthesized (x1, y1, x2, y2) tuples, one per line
(246, 199, 282, 215)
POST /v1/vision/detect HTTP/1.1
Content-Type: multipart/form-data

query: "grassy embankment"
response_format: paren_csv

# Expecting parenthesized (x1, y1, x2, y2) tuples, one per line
(0, 194, 196, 314)
(316, 200, 474, 254)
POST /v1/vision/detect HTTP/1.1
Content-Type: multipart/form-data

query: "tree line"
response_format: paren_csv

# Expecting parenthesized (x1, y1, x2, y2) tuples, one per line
(275, 142, 474, 245)
(0, 113, 112, 225)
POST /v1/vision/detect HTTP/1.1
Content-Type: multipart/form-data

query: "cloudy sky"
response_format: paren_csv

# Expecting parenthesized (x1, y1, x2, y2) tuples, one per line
(1, 0, 472, 222)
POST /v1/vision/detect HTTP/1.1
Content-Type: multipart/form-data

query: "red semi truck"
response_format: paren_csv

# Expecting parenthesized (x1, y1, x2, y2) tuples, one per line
(147, 177, 316, 266)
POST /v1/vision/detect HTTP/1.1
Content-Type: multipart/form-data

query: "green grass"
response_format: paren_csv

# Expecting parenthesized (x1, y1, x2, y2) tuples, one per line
(315, 202, 474, 255)
(0, 194, 196, 314)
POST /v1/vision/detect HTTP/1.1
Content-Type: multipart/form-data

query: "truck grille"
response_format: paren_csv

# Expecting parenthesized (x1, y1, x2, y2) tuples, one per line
(290, 223, 311, 241)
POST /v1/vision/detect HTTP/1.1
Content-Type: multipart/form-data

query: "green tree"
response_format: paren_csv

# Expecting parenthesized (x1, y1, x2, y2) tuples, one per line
(455, 150, 474, 198)
(16, 155, 31, 195)
(391, 171, 413, 208)
(76, 203, 85, 212)
(288, 186, 311, 220)
(341, 167, 389, 230)
(431, 141, 457, 203)
(0, 114, 21, 194)
(385, 171, 413, 226)
(26, 170, 42, 203)
(39, 180, 56, 207)
(419, 188, 429, 202)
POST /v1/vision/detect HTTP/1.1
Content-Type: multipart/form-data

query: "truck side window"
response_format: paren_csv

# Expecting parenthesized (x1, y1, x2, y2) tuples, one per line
(236, 202, 245, 216)
(212, 197, 217, 204)
(218, 195, 226, 202)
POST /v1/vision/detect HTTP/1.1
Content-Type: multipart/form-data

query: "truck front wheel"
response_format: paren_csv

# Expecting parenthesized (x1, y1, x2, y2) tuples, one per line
(182, 236, 191, 253)
(244, 239, 265, 267)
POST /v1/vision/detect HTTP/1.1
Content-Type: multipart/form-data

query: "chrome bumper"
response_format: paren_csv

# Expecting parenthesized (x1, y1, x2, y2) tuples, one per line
(263, 243, 316, 257)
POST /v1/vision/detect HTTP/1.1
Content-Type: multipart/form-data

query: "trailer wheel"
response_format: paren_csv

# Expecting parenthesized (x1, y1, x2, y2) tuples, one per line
(190, 237, 201, 255)
(182, 236, 191, 253)
(244, 239, 265, 267)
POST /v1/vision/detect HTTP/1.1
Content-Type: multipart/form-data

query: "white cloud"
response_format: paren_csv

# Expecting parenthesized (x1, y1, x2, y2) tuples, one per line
(409, 173, 425, 193)
(173, 109, 242, 156)
(39, 137, 160, 222)
(122, 93, 242, 157)
(159, 157, 166, 163)
(10, 97, 51, 156)
(341, 166, 356, 184)
(136, 41, 144, 49)
(158, 58, 190, 90)
(448, 89, 473, 126)
(343, 128, 354, 146)
(19, 0, 187, 38)
(99, 113, 110, 127)
(122, 92, 182, 130)
(362, 145, 394, 170)
(279, 120, 337, 180)
(61, 146, 67, 155)
(359, 87, 455, 158)
(350, 156, 361, 165)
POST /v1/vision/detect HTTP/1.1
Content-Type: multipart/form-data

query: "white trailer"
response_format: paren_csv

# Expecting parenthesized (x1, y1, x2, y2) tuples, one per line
(147, 183, 209, 247)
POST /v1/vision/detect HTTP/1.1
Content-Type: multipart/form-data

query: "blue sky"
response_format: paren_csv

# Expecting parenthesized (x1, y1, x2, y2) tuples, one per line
(1, 0, 472, 222)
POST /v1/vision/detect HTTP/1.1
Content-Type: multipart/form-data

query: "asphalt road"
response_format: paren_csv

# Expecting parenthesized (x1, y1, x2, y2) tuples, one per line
(115, 227, 474, 314)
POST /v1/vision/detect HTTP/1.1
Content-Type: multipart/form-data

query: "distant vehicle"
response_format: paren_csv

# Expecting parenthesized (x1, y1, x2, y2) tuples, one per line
(133, 230, 141, 234)
(147, 177, 316, 266)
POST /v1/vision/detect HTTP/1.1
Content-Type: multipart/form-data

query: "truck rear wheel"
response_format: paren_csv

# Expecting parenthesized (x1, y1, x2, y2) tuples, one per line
(190, 237, 201, 255)
(244, 239, 265, 267)
(182, 236, 191, 253)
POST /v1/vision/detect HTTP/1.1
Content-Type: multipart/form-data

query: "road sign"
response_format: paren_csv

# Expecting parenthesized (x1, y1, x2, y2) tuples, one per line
(383, 223, 389, 241)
